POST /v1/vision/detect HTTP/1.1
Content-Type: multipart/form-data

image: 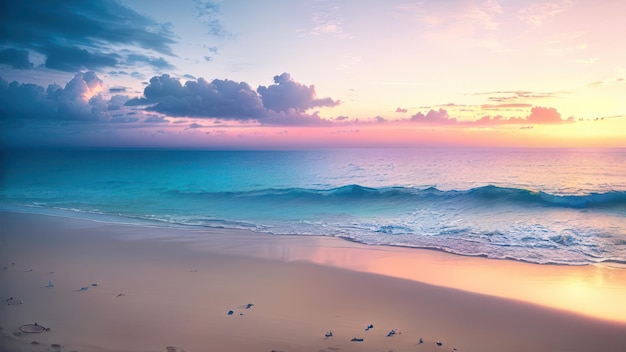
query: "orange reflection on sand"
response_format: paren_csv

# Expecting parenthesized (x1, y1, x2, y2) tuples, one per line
(384, 257, 626, 323)
(274, 236, 626, 323)
(193, 230, 626, 323)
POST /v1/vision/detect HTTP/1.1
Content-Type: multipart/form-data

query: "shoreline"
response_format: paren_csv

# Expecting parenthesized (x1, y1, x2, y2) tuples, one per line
(4, 203, 624, 268)
(1, 211, 626, 351)
(3, 208, 626, 322)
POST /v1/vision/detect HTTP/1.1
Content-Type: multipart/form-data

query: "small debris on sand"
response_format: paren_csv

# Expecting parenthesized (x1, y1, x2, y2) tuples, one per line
(20, 323, 50, 333)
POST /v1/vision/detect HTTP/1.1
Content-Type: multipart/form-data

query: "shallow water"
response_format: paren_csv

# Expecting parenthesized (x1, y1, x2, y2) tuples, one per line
(1, 148, 624, 265)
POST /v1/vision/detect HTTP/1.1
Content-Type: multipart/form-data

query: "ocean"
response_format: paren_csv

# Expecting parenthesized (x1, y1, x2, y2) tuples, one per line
(1, 148, 625, 265)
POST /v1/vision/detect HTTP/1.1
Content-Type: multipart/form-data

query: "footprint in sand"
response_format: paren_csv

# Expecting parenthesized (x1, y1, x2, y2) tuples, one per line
(19, 324, 50, 333)
(165, 346, 186, 352)
(6, 297, 24, 305)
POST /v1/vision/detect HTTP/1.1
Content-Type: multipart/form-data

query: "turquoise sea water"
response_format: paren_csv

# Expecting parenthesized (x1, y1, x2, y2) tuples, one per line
(1, 148, 625, 265)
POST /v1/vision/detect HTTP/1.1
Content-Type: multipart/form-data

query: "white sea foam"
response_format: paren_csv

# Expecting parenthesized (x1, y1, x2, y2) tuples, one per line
(1, 148, 624, 265)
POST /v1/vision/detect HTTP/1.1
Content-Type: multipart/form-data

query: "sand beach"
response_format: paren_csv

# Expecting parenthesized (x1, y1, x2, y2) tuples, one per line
(1, 211, 625, 352)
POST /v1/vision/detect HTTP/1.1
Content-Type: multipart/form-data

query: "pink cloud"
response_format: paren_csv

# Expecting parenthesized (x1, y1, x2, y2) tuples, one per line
(526, 106, 564, 124)
(476, 107, 574, 125)
(409, 107, 574, 126)
(410, 108, 457, 124)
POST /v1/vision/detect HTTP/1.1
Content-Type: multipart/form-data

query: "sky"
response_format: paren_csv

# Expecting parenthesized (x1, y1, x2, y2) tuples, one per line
(0, 0, 625, 148)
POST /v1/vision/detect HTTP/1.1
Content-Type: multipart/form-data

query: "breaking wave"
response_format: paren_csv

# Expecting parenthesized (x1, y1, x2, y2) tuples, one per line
(172, 184, 626, 210)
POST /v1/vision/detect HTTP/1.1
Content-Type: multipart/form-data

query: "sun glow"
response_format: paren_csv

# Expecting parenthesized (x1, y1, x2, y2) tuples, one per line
(82, 84, 105, 102)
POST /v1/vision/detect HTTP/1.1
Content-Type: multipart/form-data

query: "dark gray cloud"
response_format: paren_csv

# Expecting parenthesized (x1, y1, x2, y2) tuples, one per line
(124, 97, 151, 106)
(257, 73, 340, 113)
(106, 95, 131, 111)
(109, 87, 127, 93)
(127, 73, 338, 126)
(0, 48, 33, 69)
(128, 74, 266, 119)
(0, 77, 53, 120)
(0, 72, 128, 122)
(0, 0, 176, 71)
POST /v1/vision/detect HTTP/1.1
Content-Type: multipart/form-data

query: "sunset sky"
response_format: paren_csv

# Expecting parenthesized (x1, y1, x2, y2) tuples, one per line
(1, 0, 625, 148)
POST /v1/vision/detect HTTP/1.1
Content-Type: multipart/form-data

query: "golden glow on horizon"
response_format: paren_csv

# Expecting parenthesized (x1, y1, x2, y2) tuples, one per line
(2, 0, 625, 148)
(129, 118, 624, 149)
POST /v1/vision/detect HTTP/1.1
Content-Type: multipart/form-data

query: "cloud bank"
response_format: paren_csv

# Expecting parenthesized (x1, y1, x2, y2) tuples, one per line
(257, 73, 340, 113)
(1, 70, 574, 129)
(409, 107, 574, 126)
(130, 74, 265, 119)
(0, 72, 127, 122)
(127, 72, 339, 125)
(1, 70, 579, 149)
